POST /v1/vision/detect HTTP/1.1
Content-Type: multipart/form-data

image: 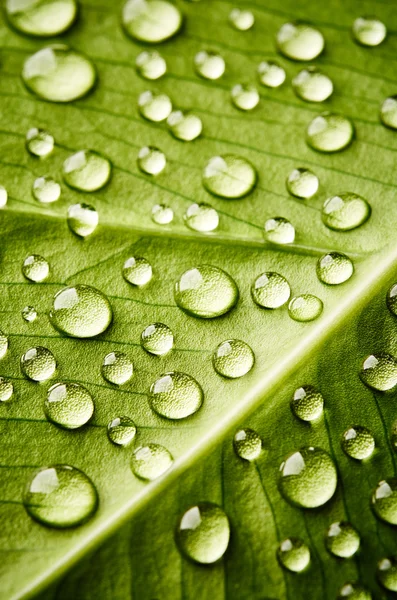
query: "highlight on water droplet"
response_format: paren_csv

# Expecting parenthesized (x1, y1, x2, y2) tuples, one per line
(167, 111, 203, 141)
(277, 538, 310, 573)
(380, 96, 397, 130)
(337, 582, 372, 600)
(378, 557, 397, 592)
(317, 252, 354, 285)
(0, 186, 8, 208)
(152, 203, 174, 225)
(22, 306, 37, 322)
(107, 416, 136, 446)
(149, 371, 203, 419)
(22, 45, 96, 103)
(342, 425, 375, 460)
(6, 0, 78, 37)
(122, 0, 183, 43)
(50, 284, 113, 338)
(360, 353, 397, 392)
(257, 60, 286, 88)
(45, 382, 94, 429)
(307, 112, 355, 153)
(372, 478, 397, 525)
(176, 503, 230, 564)
(229, 8, 254, 31)
(184, 202, 219, 233)
(231, 84, 259, 111)
(322, 193, 371, 231)
(251, 271, 290, 309)
(174, 265, 239, 318)
(23, 465, 98, 528)
(0, 331, 9, 360)
(194, 51, 225, 80)
(22, 255, 49, 283)
(32, 176, 61, 204)
(21, 346, 56, 382)
(26, 128, 54, 158)
(279, 446, 337, 508)
(138, 90, 172, 122)
(288, 294, 323, 322)
(67, 203, 99, 238)
(286, 168, 319, 199)
(123, 256, 152, 286)
(131, 443, 173, 480)
(352, 17, 386, 47)
(277, 22, 325, 61)
(136, 50, 167, 80)
(292, 67, 333, 103)
(233, 428, 262, 461)
(291, 385, 324, 421)
(137, 146, 166, 175)
(264, 217, 295, 245)
(141, 323, 174, 356)
(63, 150, 111, 192)
(0, 377, 13, 402)
(213, 339, 254, 379)
(203, 154, 257, 199)
(102, 352, 133, 385)
(326, 522, 360, 558)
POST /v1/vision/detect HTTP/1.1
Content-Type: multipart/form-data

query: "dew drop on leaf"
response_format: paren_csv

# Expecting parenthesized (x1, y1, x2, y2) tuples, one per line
(194, 51, 225, 80)
(63, 150, 112, 192)
(22, 45, 96, 103)
(372, 479, 397, 525)
(257, 60, 286, 88)
(378, 557, 397, 592)
(276, 22, 325, 61)
(49, 284, 113, 338)
(184, 202, 219, 233)
(233, 428, 262, 460)
(286, 168, 319, 199)
(337, 582, 372, 600)
(32, 176, 61, 204)
(151, 203, 174, 225)
(6, 0, 77, 37)
(141, 323, 174, 356)
(22, 306, 37, 322)
(138, 90, 172, 122)
(251, 272, 290, 309)
(352, 17, 386, 47)
(264, 217, 295, 245)
(0, 331, 8, 359)
(360, 353, 397, 392)
(0, 377, 13, 402)
(102, 352, 133, 385)
(26, 127, 54, 158)
(67, 203, 99, 238)
(167, 111, 203, 141)
(203, 154, 257, 199)
(137, 146, 166, 175)
(288, 294, 323, 322)
(123, 256, 153, 286)
(213, 339, 254, 379)
(0, 185, 8, 208)
(45, 382, 94, 429)
(307, 112, 355, 153)
(21, 346, 56, 382)
(322, 193, 371, 231)
(292, 67, 333, 103)
(231, 84, 260, 111)
(291, 385, 324, 421)
(326, 522, 360, 558)
(229, 8, 254, 31)
(131, 443, 173, 480)
(122, 0, 183, 43)
(107, 416, 137, 446)
(279, 447, 337, 508)
(23, 465, 98, 528)
(380, 96, 397, 130)
(22, 254, 49, 283)
(277, 538, 310, 573)
(341, 425, 375, 460)
(176, 503, 230, 564)
(149, 371, 203, 419)
(316, 252, 354, 285)
(136, 50, 167, 80)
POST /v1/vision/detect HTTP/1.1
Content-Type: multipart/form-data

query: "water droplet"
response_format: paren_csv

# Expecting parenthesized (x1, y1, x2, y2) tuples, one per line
(213, 339, 254, 379)
(342, 426, 375, 460)
(292, 67, 333, 103)
(378, 557, 397, 592)
(307, 112, 354, 153)
(291, 385, 324, 421)
(167, 111, 202, 141)
(175, 265, 239, 319)
(67, 203, 98, 238)
(0, 331, 9, 359)
(131, 443, 173, 480)
(102, 352, 133, 385)
(317, 252, 354, 285)
(286, 168, 319, 199)
(194, 51, 225, 80)
(177, 503, 230, 564)
(251, 272, 290, 309)
(6, 0, 77, 37)
(380, 96, 397, 130)
(136, 50, 166, 80)
(22, 254, 49, 283)
(203, 154, 257, 199)
(22, 45, 96, 103)
(352, 17, 386, 47)
(123, 256, 152, 286)
(138, 90, 172, 122)
(257, 60, 286, 88)
(45, 382, 94, 429)
(63, 150, 111, 192)
(360, 353, 397, 392)
(22, 306, 37, 322)
(26, 128, 54, 158)
(288, 294, 323, 322)
(338, 582, 372, 600)
(141, 323, 174, 356)
(184, 202, 219, 233)
(107, 416, 136, 446)
(387, 283, 397, 317)
(229, 8, 254, 31)
(23, 465, 97, 528)
(372, 479, 397, 526)
(277, 22, 324, 61)
(279, 447, 337, 508)
(277, 538, 310, 573)
(50, 284, 113, 338)
(122, 0, 183, 43)
(21, 346, 56, 382)
(326, 522, 360, 558)
(152, 203, 174, 225)
(322, 193, 371, 231)
(264, 217, 295, 244)
(233, 428, 262, 461)
(32, 176, 61, 204)
(0, 186, 8, 208)
(231, 84, 259, 111)
(0, 377, 13, 402)
(149, 371, 203, 419)
(137, 146, 166, 175)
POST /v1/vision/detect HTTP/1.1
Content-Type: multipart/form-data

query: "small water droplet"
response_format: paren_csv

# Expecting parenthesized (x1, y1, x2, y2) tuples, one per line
(23, 465, 98, 528)
(326, 522, 360, 558)
(342, 425, 375, 460)
(22, 45, 96, 103)
(233, 428, 262, 460)
(22, 306, 37, 322)
(0, 186, 8, 208)
(307, 112, 355, 153)
(292, 67, 333, 103)
(50, 284, 113, 338)
(149, 371, 203, 419)
(26, 128, 54, 158)
(288, 294, 323, 322)
(67, 203, 98, 238)
(131, 443, 173, 480)
(141, 323, 174, 356)
(22, 254, 49, 283)
(123, 256, 152, 286)
(0, 331, 9, 359)
(102, 352, 133, 385)
(194, 51, 225, 80)
(279, 447, 337, 508)
(338, 582, 372, 600)
(229, 8, 254, 31)
(257, 60, 286, 88)
(213, 339, 254, 379)
(291, 385, 324, 421)
(378, 557, 397, 592)
(32, 176, 61, 204)
(203, 154, 257, 199)
(122, 0, 183, 43)
(21, 346, 56, 382)
(277, 22, 324, 61)
(231, 84, 259, 111)
(322, 193, 371, 231)
(136, 50, 166, 80)
(352, 17, 386, 47)
(380, 96, 397, 130)
(372, 478, 397, 525)
(137, 146, 166, 175)
(6, 0, 77, 37)
(176, 503, 230, 564)
(360, 353, 397, 392)
(107, 416, 136, 446)
(175, 265, 239, 318)
(251, 272, 290, 309)
(167, 110, 202, 141)
(184, 202, 219, 233)
(387, 283, 397, 317)
(63, 150, 111, 192)
(286, 168, 319, 199)
(277, 538, 310, 573)
(138, 90, 172, 122)
(45, 382, 94, 429)
(152, 203, 174, 225)
(264, 217, 295, 244)
(317, 252, 354, 285)
(0, 377, 13, 402)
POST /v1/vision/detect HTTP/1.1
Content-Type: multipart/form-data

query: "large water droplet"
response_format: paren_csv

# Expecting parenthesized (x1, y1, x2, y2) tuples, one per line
(387, 283, 397, 317)
(279, 447, 337, 508)
(277, 22, 324, 61)
(136, 50, 166, 80)
(0, 186, 8, 208)
(22, 45, 96, 103)
(21, 346, 56, 382)
(123, 256, 153, 286)
(152, 203, 174, 225)
(26, 128, 54, 158)
(149, 371, 203, 419)
(138, 90, 172, 122)
(23, 465, 97, 528)
(141, 323, 174, 356)
(257, 60, 286, 88)
(372, 479, 397, 525)
(291, 385, 324, 421)
(107, 416, 136, 446)
(167, 110, 202, 141)
(378, 557, 397, 592)
(264, 217, 295, 244)
(360, 353, 397, 391)
(213, 339, 254, 379)
(67, 203, 98, 238)
(288, 294, 323, 322)
(277, 538, 310, 573)
(177, 503, 230, 564)
(174, 265, 239, 318)
(251, 272, 290, 309)
(6, 0, 77, 37)
(50, 284, 113, 338)
(102, 352, 133, 385)
(32, 176, 61, 204)
(203, 155, 257, 199)
(322, 193, 371, 231)
(231, 84, 259, 111)
(307, 113, 354, 153)
(22, 306, 37, 322)
(342, 425, 375, 460)
(380, 96, 397, 130)
(22, 254, 49, 283)
(0, 331, 9, 359)
(184, 202, 219, 233)
(233, 428, 262, 461)
(45, 382, 94, 429)
(352, 17, 386, 47)
(122, 0, 183, 43)
(229, 8, 254, 31)
(194, 51, 225, 80)
(286, 168, 319, 199)
(131, 443, 173, 480)
(317, 252, 353, 285)
(292, 67, 333, 103)
(137, 146, 166, 175)
(63, 150, 111, 192)
(337, 582, 372, 600)
(326, 522, 360, 558)
(0, 377, 14, 402)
